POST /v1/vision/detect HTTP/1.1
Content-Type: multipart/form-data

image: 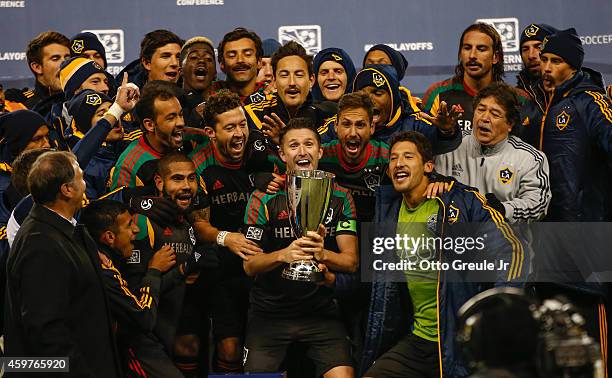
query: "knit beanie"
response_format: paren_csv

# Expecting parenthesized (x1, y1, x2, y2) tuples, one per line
(70, 32, 108, 68)
(541, 28, 584, 69)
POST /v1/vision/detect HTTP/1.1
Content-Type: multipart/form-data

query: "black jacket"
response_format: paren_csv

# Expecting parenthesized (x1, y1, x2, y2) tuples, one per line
(4, 81, 53, 111)
(519, 68, 612, 221)
(98, 243, 162, 334)
(4, 204, 121, 377)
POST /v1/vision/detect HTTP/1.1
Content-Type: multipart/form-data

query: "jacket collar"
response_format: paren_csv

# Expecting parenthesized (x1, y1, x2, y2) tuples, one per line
(376, 182, 467, 224)
(552, 70, 583, 99)
(516, 69, 541, 99)
(97, 241, 125, 267)
(29, 203, 76, 238)
(34, 79, 55, 99)
(274, 92, 315, 122)
(468, 134, 508, 156)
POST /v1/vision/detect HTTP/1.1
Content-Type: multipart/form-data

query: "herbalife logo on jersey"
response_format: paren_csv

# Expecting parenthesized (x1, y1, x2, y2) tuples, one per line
(475, 18, 519, 52)
(83, 29, 125, 63)
(278, 25, 322, 55)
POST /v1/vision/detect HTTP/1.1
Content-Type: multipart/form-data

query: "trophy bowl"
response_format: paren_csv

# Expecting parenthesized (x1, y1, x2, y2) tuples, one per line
(282, 169, 335, 282)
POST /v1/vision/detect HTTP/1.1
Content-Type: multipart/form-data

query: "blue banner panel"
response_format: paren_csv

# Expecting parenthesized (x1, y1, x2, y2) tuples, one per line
(1, 0, 610, 95)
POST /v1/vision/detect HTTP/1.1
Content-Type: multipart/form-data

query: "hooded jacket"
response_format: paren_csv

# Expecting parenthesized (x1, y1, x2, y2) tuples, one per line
(0, 110, 47, 164)
(519, 67, 612, 221)
(0, 110, 49, 196)
(359, 182, 528, 377)
(116, 59, 149, 91)
(44, 59, 116, 150)
(363, 44, 409, 80)
(312, 48, 356, 102)
(64, 90, 121, 199)
(354, 65, 461, 152)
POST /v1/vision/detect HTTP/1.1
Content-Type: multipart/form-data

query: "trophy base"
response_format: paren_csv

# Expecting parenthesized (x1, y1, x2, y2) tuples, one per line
(281, 261, 324, 282)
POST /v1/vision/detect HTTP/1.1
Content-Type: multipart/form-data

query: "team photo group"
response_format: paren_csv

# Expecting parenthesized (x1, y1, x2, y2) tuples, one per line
(1, 17, 612, 378)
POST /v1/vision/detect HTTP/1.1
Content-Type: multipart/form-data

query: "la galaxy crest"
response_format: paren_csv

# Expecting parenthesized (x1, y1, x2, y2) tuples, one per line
(372, 72, 385, 87)
(556, 111, 570, 131)
(448, 204, 459, 224)
(71, 39, 84, 54)
(364, 171, 381, 191)
(498, 165, 514, 185)
(85, 93, 102, 106)
(249, 92, 265, 104)
(524, 24, 539, 38)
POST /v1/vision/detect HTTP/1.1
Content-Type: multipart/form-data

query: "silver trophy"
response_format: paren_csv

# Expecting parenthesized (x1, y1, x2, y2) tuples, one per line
(282, 169, 335, 282)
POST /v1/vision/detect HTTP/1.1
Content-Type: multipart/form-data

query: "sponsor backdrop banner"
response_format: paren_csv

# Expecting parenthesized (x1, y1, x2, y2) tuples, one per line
(1, 0, 610, 95)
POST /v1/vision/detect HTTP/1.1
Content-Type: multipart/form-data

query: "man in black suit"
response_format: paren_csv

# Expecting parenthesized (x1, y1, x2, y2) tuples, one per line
(5, 151, 121, 377)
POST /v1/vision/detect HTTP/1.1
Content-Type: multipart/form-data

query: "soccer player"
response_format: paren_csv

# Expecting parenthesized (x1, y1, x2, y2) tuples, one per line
(242, 118, 358, 377)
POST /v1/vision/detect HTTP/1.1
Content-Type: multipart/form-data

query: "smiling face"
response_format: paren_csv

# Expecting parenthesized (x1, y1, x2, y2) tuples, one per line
(473, 96, 512, 147)
(335, 107, 374, 165)
(460, 31, 499, 81)
(388, 140, 433, 195)
(155, 161, 198, 211)
(143, 43, 181, 82)
(362, 86, 391, 128)
(221, 37, 260, 84)
(113, 211, 140, 259)
(275, 55, 314, 112)
(181, 43, 216, 91)
(206, 106, 249, 163)
(317, 60, 348, 102)
(143, 97, 185, 151)
(279, 127, 322, 172)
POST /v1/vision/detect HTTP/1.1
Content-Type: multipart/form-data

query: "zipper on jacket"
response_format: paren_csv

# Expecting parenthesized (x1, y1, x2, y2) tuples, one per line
(480, 157, 485, 167)
(538, 92, 554, 151)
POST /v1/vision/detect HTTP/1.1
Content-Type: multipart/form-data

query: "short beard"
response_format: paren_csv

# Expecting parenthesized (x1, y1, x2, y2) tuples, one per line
(525, 67, 541, 81)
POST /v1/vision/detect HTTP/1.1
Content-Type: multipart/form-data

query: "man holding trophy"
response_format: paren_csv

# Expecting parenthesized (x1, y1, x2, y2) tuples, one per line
(242, 118, 358, 377)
